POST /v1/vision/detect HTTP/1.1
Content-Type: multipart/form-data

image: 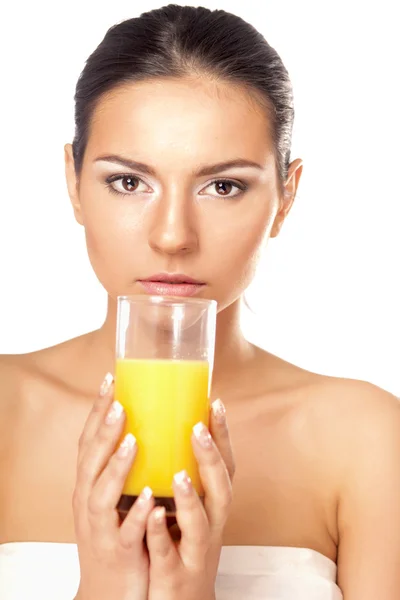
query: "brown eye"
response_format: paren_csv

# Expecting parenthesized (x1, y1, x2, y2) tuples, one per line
(105, 174, 151, 196)
(121, 176, 139, 192)
(199, 179, 247, 199)
(215, 181, 233, 195)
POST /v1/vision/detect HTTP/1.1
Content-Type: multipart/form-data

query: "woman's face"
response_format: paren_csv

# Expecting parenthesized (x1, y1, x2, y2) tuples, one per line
(65, 77, 302, 311)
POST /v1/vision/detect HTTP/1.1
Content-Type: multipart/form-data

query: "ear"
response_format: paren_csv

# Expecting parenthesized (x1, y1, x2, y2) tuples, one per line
(64, 143, 84, 225)
(270, 158, 303, 238)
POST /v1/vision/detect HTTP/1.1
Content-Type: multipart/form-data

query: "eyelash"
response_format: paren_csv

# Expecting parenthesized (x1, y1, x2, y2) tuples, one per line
(104, 174, 248, 199)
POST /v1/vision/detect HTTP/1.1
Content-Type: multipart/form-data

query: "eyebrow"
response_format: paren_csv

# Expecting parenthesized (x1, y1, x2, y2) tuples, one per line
(94, 154, 264, 177)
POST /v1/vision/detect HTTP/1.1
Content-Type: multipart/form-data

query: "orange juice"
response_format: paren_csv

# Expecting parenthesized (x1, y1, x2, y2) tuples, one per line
(115, 358, 210, 503)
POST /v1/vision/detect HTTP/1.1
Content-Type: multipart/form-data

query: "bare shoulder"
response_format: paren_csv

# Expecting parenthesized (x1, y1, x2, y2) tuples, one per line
(0, 337, 97, 542)
(302, 372, 400, 586)
(0, 350, 51, 424)
(0, 353, 39, 458)
(0, 331, 97, 437)
(316, 377, 400, 485)
(260, 348, 399, 422)
(303, 373, 400, 435)
(257, 348, 400, 460)
(0, 339, 75, 404)
(271, 353, 400, 469)
(263, 354, 400, 524)
(0, 352, 32, 408)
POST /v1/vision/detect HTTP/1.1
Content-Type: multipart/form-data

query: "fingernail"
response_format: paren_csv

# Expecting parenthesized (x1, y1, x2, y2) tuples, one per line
(173, 470, 192, 494)
(154, 506, 166, 525)
(193, 421, 213, 449)
(136, 486, 153, 506)
(100, 372, 114, 397)
(105, 400, 123, 425)
(211, 398, 226, 424)
(116, 433, 136, 458)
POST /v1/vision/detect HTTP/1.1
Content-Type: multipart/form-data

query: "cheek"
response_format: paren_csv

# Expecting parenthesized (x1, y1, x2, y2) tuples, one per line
(80, 193, 145, 294)
(205, 201, 275, 306)
(210, 202, 274, 272)
(84, 222, 129, 293)
(216, 227, 265, 289)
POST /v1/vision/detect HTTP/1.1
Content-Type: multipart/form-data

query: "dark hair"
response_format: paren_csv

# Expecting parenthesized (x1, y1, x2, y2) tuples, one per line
(72, 4, 295, 191)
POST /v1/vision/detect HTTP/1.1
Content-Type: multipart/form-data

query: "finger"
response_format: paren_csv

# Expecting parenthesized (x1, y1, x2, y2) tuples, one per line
(76, 399, 126, 503)
(119, 487, 155, 550)
(78, 372, 114, 459)
(209, 399, 235, 481)
(146, 506, 179, 572)
(191, 422, 232, 536)
(173, 470, 209, 570)
(87, 433, 137, 534)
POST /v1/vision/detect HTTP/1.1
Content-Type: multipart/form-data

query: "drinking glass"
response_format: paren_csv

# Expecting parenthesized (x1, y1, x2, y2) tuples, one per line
(115, 295, 217, 519)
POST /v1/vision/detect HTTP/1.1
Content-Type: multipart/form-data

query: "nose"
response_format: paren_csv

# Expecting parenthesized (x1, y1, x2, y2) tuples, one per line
(148, 190, 198, 256)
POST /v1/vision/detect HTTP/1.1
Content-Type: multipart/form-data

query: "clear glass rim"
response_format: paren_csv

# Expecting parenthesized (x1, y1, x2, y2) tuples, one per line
(117, 294, 217, 308)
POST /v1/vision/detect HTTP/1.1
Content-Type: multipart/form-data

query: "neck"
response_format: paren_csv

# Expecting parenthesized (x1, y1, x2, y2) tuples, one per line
(85, 296, 254, 399)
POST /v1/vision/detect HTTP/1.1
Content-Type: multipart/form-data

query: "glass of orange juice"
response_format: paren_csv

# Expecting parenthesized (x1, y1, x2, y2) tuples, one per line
(115, 295, 217, 520)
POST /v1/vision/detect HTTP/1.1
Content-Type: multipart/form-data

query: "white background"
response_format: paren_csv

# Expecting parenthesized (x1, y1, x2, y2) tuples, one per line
(0, 1, 398, 394)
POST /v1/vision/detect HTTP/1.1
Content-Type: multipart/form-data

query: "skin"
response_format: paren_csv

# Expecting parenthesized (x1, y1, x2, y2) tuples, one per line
(1, 75, 400, 598)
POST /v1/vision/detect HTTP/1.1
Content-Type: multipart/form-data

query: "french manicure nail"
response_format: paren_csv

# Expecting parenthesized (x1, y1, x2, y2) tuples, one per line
(193, 421, 213, 449)
(154, 506, 166, 525)
(136, 486, 153, 506)
(100, 372, 114, 397)
(173, 470, 192, 494)
(116, 433, 136, 458)
(105, 400, 123, 425)
(211, 398, 226, 424)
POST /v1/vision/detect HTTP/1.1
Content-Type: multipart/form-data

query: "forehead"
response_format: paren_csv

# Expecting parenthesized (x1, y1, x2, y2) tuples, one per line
(86, 77, 274, 164)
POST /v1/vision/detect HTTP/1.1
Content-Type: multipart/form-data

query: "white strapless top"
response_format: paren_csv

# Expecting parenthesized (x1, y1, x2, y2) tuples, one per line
(0, 542, 343, 599)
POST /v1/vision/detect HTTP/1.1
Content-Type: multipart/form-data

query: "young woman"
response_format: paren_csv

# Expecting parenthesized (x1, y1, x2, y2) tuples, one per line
(1, 5, 399, 600)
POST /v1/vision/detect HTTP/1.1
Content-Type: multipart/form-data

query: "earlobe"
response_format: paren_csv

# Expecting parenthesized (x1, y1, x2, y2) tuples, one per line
(64, 143, 84, 226)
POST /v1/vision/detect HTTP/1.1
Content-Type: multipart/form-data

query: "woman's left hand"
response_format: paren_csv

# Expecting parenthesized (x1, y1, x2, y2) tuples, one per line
(146, 399, 235, 600)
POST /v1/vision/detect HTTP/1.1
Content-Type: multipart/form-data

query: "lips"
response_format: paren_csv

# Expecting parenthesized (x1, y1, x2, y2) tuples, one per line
(138, 273, 205, 297)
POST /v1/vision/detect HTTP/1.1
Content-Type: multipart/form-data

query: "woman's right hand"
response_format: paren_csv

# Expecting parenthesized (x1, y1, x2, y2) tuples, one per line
(73, 372, 154, 600)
